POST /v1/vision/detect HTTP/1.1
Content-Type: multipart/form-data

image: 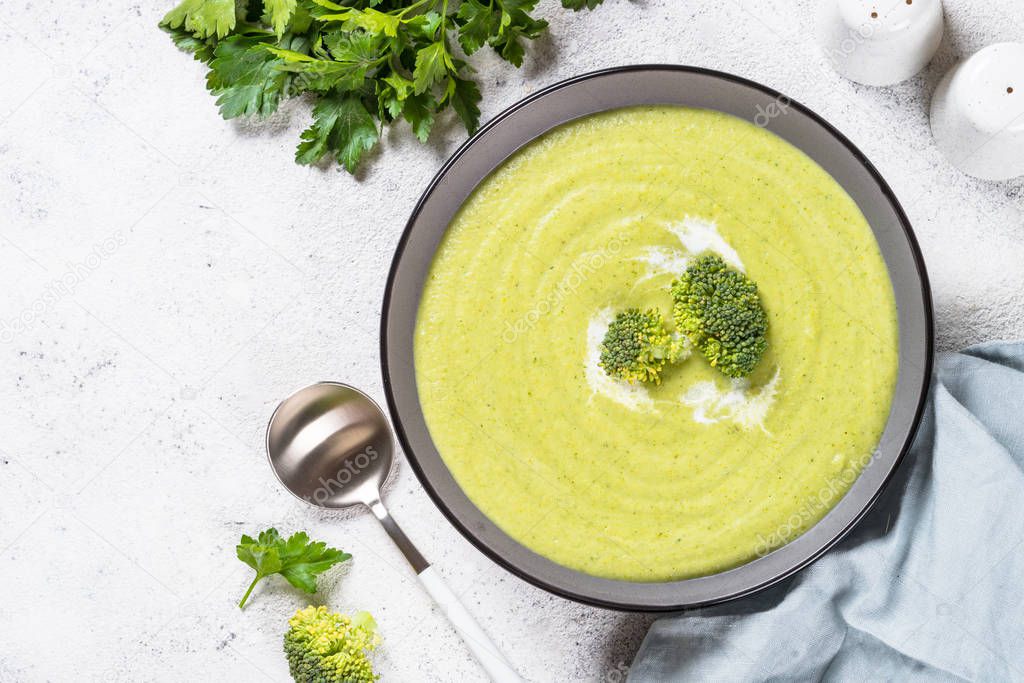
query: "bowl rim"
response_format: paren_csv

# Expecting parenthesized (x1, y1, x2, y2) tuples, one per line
(380, 64, 934, 611)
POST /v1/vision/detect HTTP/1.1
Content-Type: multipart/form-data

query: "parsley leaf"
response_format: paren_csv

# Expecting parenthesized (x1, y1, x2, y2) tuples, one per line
(206, 34, 291, 118)
(413, 40, 453, 95)
(320, 30, 385, 64)
(268, 48, 373, 92)
(161, 0, 237, 39)
(449, 74, 482, 134)
(264, 0, 298, 38)
(402, 92, 435, 142)
(490, 2, 549, 68)
(456, 0, 499, 55)
(160, 23, 218, 62)
(296, 94, 380, 171)
(378, 72, 413, 120)
(236, 528, 351, 608)
(343, 8, 404, 37)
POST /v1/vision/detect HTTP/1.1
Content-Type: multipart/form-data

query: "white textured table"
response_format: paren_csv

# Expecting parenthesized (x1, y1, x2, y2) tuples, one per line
(1, 1, 1022, 681)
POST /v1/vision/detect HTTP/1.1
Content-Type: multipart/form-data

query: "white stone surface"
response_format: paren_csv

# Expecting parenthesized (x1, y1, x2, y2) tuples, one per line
(1, 1, 1022, 681)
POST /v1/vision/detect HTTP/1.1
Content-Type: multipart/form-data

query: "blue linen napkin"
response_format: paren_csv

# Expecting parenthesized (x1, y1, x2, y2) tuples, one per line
(629, 341, 1024, 682)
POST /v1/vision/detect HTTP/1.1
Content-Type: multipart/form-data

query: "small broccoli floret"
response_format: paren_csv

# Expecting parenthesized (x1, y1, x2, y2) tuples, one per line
(599, 308, 684, 384)
(284, 606, 380, 683)
(671, 254, 768, 378)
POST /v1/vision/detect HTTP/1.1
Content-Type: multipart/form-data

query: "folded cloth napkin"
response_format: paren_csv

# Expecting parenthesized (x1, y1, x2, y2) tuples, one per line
(629, 342, 1024, 682)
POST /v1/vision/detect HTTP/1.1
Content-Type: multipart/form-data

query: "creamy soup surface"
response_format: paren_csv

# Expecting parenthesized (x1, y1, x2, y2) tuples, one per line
(414, 106, 898, 581)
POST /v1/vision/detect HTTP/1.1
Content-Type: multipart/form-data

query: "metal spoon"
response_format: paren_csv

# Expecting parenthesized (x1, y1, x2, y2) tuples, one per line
(266, 381, 521, 683)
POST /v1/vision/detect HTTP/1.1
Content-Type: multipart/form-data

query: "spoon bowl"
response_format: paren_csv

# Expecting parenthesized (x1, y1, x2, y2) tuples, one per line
(267, 382, 393, 509)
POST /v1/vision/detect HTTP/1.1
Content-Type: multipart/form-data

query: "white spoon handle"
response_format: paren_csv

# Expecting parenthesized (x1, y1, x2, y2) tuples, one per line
(418, 566, 523, 683)
(368, 500, 521, 681)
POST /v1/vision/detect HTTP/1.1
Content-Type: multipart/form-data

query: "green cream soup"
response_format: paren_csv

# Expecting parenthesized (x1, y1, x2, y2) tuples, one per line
(414, 106, 898, 581)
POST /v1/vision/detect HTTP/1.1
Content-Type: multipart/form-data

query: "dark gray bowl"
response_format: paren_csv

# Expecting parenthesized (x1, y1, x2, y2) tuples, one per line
(381, 65, 933, 611)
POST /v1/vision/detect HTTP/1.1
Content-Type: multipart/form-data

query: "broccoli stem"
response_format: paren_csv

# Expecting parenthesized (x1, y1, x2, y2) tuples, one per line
(238, 576, 260, 608)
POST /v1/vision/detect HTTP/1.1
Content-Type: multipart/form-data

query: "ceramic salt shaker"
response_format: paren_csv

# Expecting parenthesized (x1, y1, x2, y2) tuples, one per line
(930, 43, 1024, 181)
(817, 0, 944, 87)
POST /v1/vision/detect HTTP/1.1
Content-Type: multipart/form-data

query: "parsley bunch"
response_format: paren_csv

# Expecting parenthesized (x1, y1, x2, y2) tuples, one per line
(160, 0, 604, 172)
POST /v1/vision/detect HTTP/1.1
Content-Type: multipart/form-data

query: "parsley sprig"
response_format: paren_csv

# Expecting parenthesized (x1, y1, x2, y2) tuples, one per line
(160, 0, 604, 172)
(236, 528, 351, 608)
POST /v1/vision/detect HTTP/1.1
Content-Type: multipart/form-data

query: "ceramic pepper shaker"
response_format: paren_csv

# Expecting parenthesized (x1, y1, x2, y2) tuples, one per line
(930, 42, 1024, 181)
(817, 0, 944, 87)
